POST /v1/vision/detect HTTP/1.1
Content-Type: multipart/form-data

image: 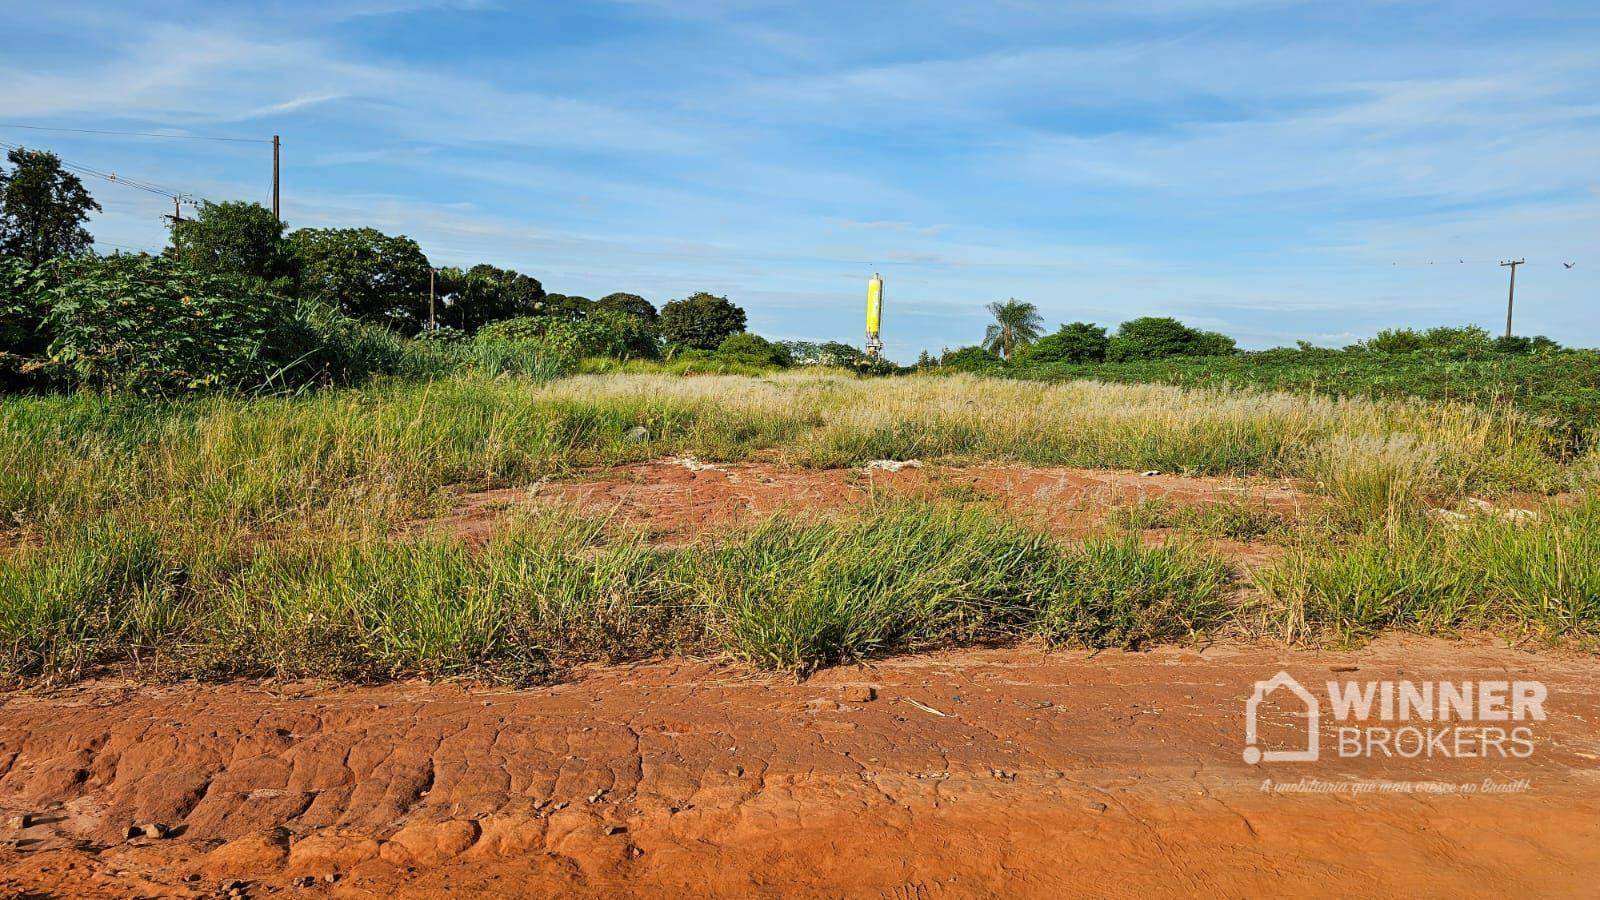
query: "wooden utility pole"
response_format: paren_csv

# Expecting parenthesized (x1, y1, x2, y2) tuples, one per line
(428, 268, 437, 331)
(1500, 258, 1524, 338)
(271, 135, 281, 221)
(163, 193, 192, 226)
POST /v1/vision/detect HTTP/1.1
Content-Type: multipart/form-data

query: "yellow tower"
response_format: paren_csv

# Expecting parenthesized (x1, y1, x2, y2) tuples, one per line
(865, 272, 884, 357)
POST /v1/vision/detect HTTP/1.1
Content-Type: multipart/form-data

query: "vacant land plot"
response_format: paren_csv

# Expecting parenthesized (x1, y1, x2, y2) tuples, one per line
(0, 368, 1595, 895)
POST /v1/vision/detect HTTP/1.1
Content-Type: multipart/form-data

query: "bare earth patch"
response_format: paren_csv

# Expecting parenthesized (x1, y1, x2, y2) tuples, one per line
(0, 637, 1595, 897)
(424, 460, 1310, 548)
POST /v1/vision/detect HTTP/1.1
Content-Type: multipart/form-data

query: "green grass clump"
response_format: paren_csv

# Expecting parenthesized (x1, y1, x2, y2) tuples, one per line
(1038, 537, 1232, 649)
(0, 500, 1247, 683)
(690, 502, 1061, 672)
(206, 513, 686, 681)
(1257, 498, 1600, 644)
(1109, 498, 1292, 542)
(0, 522, 189, 679)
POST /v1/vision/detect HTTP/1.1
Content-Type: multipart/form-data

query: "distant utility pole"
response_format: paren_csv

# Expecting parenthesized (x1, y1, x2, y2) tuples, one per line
(1500, 258, 1524, 338)
(271, 135, 281, 221)
(428, 268, 437, 331)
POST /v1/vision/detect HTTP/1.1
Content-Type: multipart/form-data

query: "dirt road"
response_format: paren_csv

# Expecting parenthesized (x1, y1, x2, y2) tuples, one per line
(0, 637, 1595, 897)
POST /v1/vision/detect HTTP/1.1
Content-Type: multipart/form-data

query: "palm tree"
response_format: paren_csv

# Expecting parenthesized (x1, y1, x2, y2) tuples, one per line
(982, 299, 1043, 360)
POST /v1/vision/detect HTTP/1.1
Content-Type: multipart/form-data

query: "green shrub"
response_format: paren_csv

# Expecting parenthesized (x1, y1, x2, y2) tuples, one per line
(1105, 316, 1236, 362)
(43, 254, 309, 394)
(474, 315, 547, 345)
(940, 345, 1004, 372)
(1359, 325, 1494, 357)
(716, 332, 791, 367)
(1015, 322, 1108, 364)
(0, 255, 50, 384)
(477, 309, 657, 361)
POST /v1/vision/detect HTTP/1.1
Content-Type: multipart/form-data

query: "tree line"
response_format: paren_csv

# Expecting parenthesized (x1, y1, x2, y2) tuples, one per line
(0, 147, 799, 394)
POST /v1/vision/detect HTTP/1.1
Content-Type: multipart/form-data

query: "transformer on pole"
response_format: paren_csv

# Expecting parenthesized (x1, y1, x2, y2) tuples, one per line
(865, 272, 885, 357)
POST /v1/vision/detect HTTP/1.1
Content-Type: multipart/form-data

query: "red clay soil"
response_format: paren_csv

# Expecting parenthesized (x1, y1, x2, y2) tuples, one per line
(426, 460, 1311, 546)
(0, 637, 1596, 898)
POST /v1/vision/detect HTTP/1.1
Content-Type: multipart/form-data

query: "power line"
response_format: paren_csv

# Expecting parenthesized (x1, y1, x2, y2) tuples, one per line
(0, 123, 271, 144)
(0, 138, 202, 203)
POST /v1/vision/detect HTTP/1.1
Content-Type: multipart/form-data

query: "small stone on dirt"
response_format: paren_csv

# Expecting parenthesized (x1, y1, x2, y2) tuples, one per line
(1087, 802, 1109, 813)
(6, 814, 30, 829)
(837, 685, 876, 703)
(865, 459, 921, 472)
(604, 825, 627, 836)
(292, 875, 315, 887)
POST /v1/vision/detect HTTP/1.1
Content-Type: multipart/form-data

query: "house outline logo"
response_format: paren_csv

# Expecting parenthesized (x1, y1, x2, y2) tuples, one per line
(1243, 671, 1319, 764)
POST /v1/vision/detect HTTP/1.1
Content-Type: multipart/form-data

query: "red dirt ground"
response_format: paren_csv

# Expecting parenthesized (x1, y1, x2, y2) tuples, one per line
(425, 460, 1311, 546)
(0, 637, 1595, 898)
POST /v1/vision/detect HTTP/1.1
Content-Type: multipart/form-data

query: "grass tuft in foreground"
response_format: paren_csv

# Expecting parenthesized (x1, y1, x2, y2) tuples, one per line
(1256, 497, 1600, 644)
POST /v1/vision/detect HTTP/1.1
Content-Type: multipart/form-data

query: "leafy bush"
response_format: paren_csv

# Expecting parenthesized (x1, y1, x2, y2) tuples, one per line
(474, 315, 547, 345)
(1105, 316, 1236, 362)
(1358, 325, 1500, 357)
(1015, 322, 1108, 364)
(42, 254, 312, 394)
(477, 309, 658, 361)
(940, 345, 1004, 372)
(716, 332, 791, 367)
(659, 291, 746, 350)
(0, 255, 51, 384)
(1494, 334, 1560, 354)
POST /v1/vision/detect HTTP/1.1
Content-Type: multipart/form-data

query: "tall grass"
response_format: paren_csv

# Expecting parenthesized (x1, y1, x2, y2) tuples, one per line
(1, 369, 1561, 542)
(0, 368, 1587, 683)
(1256, 497, 1600, 644)
(0, 501, 1239, 683)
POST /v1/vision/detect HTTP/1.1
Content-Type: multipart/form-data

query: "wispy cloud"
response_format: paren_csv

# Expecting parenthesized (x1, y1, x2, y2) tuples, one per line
(3, 0, 1597, 356)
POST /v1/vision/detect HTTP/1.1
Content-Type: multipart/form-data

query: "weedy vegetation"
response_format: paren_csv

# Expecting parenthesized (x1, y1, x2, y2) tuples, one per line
(0, 366, 1594, 684)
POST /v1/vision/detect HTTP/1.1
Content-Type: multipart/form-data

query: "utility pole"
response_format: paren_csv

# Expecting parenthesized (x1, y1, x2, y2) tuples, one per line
(428, 268, 437, 331)
(1500, 258, 1524, 338)
(271, 135, 281, 221)
(163, 193, 192, 226)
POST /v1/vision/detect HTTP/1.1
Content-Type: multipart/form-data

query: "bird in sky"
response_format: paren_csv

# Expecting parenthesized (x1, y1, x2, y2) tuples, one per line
(1563, 262, 1576, 269)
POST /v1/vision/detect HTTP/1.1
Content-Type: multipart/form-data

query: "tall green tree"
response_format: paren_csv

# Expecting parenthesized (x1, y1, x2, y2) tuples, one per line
(541, 293, 593, 321)
(288, 227, 431, 331)
(0, 148, 101, 265)
(437, 263, 545, 332)
(167, 200, 295, 285)
(981, 299, 1043, 360)
(595, 292, 656, 322)
(659, 291, 746, 350)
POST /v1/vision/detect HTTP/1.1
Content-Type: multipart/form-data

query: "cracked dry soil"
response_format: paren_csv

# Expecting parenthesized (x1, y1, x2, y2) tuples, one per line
(0, 636, 1596, 898)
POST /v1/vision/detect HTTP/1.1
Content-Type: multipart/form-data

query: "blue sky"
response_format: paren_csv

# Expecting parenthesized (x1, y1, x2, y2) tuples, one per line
(2, 0, 1597, 360)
